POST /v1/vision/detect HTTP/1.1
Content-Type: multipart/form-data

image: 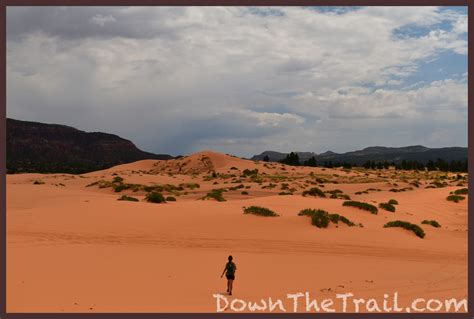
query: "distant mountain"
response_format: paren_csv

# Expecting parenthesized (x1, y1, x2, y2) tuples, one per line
(251, 145, 467, 165)
(7, 118, 173, 174)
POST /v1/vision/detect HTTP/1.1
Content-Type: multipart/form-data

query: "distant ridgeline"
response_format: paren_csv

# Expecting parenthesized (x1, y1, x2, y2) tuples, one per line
(252, 146, 468, 172)
(7, 118, 173, 174)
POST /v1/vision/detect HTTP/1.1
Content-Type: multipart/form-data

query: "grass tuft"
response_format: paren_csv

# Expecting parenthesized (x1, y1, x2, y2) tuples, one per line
(421, 220, 441, 228)
(446, 195, 466, 203)
(383, 220, 425, 238)
(243, 206, 279, 217)
(343, 201, 378, 214)
(379, 202, 396, 212)
(302, 187, 326, 198)
(117, 195, 139, 202)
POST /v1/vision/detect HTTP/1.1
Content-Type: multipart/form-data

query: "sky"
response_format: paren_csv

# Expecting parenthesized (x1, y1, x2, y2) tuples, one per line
(6, 6, 468, 157)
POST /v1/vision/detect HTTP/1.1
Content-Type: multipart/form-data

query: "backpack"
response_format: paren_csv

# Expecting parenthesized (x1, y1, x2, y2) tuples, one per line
(226, 262, 235, 275)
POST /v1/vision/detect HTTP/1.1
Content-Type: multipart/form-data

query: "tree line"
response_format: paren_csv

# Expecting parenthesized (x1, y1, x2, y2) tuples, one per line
(273, 152, 468, 172)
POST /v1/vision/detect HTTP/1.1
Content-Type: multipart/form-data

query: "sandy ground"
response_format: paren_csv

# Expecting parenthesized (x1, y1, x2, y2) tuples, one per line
(7, 151, 468, 313)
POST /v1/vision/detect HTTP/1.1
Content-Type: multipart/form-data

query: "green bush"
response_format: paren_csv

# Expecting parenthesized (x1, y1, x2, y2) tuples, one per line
(298, 208, 359, 228)
(241, 191, 249, 195)
(146, 191, 166, 203)
(113, 183, 129, 192)
(343, 201, 378, 214)
(384, 220, 425, 238)
(311, 211, 330, 228)
(113, 176, 124, 183)
(446, 195, 466, 203)
(165, 196, 177, 201)
(278, 192, 293, 195)
(388, 199, 398, 205)
(379, 202, 396, 212)
(243, 206, 279, 217)
(302, 187, 326, 198)
(33, 180, 45, 185)
(117, 195, 139, 202)
(202, 189, 226, 202)
(421, 220, 441, 228)
(454, 188, 468, 195)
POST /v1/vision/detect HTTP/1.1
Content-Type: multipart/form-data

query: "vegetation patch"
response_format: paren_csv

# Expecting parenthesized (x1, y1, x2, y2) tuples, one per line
(298, 208, 361, 228)
(343, 201, 378, 214)
(388, 199, 398, 205)
(421, 220, 441, 228)
(379, 202, 396, 212)
(454, 188, 468, 195)
(112, 176, 124, 183)
(278, 191, 293, 195)
(302, 187, 326, 198)
(202, 189, 227, 202)
(446, 195, 465, 203)
(33, 180, 45, 185)
(241, 191, 249, 195)
(165, 196, 176, 201)
(383, 220, 425, 238)
(243, 206, 279, 217)
(145, 191, 166, 203)
(117, 195, 139, 202)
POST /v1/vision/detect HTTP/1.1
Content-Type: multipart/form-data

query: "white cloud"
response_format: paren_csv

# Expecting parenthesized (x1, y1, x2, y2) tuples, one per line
(6, 6, 468, 156)
(90, 14, 116, 27)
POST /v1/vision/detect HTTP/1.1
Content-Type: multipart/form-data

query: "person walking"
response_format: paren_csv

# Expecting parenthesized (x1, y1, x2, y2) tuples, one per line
(221, 255, 237, 295)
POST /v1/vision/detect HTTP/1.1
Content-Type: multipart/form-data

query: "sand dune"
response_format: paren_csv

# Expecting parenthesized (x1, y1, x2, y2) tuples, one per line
(7, 151, 468, 313)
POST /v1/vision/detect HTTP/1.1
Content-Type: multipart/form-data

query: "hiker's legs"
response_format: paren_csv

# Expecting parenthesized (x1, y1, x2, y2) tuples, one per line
(229, 279, 234, 294)
(227, 279, 230, 292)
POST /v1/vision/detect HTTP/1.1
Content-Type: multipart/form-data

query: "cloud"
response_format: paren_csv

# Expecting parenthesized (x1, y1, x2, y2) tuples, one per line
(6, 6, 467, 156)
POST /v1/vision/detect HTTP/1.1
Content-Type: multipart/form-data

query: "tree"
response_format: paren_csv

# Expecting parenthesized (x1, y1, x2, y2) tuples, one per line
(303, 156, 317, 167)
(280, 152, 300, 166)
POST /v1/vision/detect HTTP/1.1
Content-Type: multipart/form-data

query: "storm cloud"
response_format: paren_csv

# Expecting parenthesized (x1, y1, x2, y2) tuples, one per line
(7, 6, 467, 157)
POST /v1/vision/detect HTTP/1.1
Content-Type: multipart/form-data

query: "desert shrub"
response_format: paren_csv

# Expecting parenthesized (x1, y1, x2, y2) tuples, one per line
(379, 202, 396, 212)
(202, 189, 226, 202)
(33, 180, 45, 185)
(145, 191, 166, 203)
(302, 187, 326, 198)
(241, 191, 249, 195)
(243, 206, 279, 217)
(326, 189, 343, 194)
(383, 220, 425, 238)
(311, 211, 330, 228)
(230, 167, 238, 170)
(165, 196, 176, 201)
(343, 201, 378, 214)
(241, 168, 259, 177)
(180, 183, 200, 190)
(454, 188, 468, 195)
(278, 192, 292, 195)
(431, 181, 448, 188)
(298, 208, 359, 228)
(388, 199, 398, 205)
(446, 195, 465, 203)
(421, 220, 441, 228)
(117, 195, 139, 202)
(112, 176, 124, 183)
(281, 183, 290, 190)
(86, 181, 99, 187)
(410, 181, 420, 188)
(146, 191, 166, 203)
(113, 183, 129, 192)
